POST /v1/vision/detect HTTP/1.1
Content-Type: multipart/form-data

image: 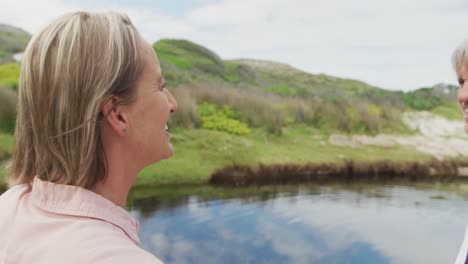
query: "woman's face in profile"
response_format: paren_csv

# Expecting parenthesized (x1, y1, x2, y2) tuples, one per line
(457, 63, 468, 133)
(126, 39, 177, 166)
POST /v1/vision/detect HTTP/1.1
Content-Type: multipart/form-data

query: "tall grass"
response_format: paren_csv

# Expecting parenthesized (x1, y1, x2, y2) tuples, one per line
(169, 84, 409, 135)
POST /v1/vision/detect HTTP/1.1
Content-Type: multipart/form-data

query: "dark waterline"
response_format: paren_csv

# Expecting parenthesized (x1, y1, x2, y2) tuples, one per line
(128, 182, 468, 264)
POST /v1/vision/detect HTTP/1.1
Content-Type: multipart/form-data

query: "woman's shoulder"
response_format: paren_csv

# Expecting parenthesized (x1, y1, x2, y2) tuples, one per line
(59, 225, 163, 264)
(84, 242, 164, 264)
(0, 183, 30, 208)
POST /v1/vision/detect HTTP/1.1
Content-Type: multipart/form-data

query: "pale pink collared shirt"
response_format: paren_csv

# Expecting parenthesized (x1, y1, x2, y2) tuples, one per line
(0, 177, 163, 264)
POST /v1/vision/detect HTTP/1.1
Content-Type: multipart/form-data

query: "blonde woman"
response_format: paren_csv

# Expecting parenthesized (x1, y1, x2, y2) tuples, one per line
(453, 40, 468, 264)
(0, 11, 176, 263)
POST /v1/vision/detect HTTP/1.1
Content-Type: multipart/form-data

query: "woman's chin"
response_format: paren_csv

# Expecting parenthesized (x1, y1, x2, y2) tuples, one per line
(158, 145, 174, 161)
(166, 143, 174, 157)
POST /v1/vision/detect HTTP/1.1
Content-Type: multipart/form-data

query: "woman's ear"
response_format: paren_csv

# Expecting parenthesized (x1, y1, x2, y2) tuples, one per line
(101, 97, 128, 137)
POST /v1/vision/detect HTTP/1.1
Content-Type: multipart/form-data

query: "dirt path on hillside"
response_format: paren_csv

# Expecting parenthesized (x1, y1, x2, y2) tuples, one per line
(329, 112, 468, 160)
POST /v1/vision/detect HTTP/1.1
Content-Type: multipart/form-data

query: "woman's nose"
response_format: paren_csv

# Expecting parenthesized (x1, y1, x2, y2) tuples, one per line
(165, 90, 177, 113)
(459, 83, 468, 104)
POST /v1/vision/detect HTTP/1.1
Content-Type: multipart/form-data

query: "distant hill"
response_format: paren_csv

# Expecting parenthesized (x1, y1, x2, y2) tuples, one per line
(154, 39, 456, 102)
(0, 24, 31, 63)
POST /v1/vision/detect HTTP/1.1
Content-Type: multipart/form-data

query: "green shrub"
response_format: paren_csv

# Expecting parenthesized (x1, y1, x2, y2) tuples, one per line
(0, 85, 17, 133)
(0, 63, 20, 89)
(201, 115, 251, 135)
(197, 102, 217, 116)
(401, 88, 442, 110)
(197, 102, 251, 135)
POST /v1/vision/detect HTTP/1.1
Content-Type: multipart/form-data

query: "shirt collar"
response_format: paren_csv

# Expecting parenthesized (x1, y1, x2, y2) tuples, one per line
(31, 177, 140, 244)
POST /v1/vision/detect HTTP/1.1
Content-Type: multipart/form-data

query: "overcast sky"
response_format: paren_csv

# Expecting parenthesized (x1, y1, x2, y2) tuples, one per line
(1, 0, 467, 91)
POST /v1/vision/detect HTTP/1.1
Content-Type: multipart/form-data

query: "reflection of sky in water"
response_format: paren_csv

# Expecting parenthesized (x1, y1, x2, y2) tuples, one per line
(131, 186, 468, 264)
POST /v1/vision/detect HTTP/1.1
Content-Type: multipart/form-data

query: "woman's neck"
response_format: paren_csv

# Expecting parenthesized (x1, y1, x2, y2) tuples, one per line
(91, 147, 140, 208)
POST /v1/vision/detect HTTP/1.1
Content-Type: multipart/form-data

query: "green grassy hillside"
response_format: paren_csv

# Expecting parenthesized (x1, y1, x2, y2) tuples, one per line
(153, 39, 457, 135)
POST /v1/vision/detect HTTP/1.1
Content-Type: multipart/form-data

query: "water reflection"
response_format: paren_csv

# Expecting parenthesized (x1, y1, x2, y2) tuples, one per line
(129, 182, 468, 264)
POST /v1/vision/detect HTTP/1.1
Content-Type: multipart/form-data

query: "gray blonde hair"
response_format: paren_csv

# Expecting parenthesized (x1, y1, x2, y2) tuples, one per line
(452, 39, 468, 73)
(9, 11, 143, 188)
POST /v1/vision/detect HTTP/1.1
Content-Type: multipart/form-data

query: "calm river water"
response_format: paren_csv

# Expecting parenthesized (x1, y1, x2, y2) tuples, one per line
(128, 181, 468, 264)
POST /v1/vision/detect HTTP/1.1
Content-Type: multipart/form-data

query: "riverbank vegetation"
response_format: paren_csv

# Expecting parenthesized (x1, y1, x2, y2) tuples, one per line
(209, 159, 464, 186)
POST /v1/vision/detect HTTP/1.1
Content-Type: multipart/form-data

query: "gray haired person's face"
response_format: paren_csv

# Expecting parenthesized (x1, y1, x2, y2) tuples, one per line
(457, 63, 468, 134)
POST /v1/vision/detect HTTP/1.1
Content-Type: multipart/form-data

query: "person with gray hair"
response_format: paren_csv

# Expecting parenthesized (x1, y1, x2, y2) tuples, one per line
(0, 11, 177, 263)
(452, 39, 468, 264)
(452, 39, 468, 134)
